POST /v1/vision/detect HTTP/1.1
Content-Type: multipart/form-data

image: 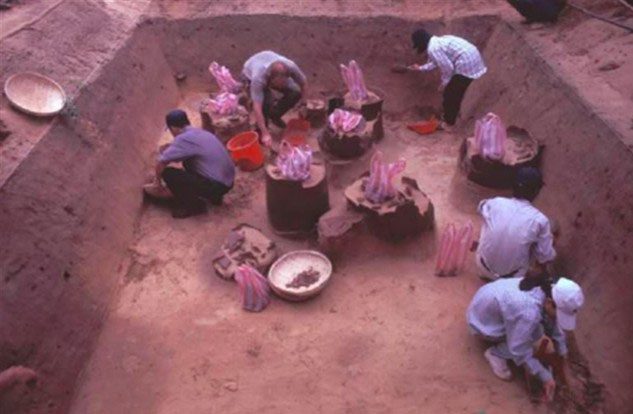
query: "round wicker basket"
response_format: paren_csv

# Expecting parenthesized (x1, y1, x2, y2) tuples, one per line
(4, 72, 66, 116)
(268, 250, 332, 302)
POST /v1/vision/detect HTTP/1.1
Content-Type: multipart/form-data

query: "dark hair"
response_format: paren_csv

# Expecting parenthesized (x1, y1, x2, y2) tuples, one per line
(512, 166, 543, 201)
(411, 28, 432, 53)
(519, 273, 557, 298)
(165, 109, 191, 129)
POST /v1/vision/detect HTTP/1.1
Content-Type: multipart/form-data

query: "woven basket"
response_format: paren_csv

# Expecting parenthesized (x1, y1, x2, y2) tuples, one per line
(268, 250, 332, 302)
(4, 72, 66, 116)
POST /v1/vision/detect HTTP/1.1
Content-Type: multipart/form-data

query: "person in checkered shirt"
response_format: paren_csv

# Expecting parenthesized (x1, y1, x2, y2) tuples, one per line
(409, 29, 487, 129)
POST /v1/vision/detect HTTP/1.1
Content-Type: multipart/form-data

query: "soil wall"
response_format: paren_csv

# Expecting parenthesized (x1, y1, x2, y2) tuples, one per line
(148, 14, 499, 115)
(0, 28, 179, 413)
(462, 21, 633, 413)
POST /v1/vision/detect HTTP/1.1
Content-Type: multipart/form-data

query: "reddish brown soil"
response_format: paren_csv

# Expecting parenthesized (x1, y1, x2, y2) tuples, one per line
(1, 1, 632, 414)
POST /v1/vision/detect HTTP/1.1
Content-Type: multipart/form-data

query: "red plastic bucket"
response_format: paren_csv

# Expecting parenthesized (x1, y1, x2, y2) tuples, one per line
(227, 131, 265, 171)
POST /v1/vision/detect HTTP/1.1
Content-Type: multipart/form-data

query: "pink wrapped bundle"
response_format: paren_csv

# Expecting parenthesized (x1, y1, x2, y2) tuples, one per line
(275, 140, 312, 181)
(208, 61, 242, 93)
(364, 151, 406, 204)
(234, 265, 271, 312)
(328, 109, 363, 134)
(473, 113, 507, 161)
(205, 92, 239, 116)
(340, 60, 369, 101)
(435, 221, 474, 276)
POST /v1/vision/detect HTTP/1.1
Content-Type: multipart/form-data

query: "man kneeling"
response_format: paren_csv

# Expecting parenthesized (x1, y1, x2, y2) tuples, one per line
(144, 109, 235, 218)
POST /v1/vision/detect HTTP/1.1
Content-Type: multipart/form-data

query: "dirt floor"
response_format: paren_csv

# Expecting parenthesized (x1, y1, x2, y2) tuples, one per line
(1, 1, 633, 414)
(67, 95, 542, 414)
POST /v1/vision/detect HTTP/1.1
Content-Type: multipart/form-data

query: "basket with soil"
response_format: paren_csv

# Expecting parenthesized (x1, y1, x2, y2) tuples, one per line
(267, 250, 333, 301)
(460, 113, 542, 188)
(265, 143, 330, 236)
(343, 151, 434, 241)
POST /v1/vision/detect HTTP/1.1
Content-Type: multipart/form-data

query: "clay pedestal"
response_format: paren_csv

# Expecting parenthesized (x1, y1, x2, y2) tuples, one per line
(317, 206, 365, 258)
(300, 99, 327, 129)
(318, 119, 376, 160)
(199, 107, 251, 144)
(460, 126, 542, 189)
(344, 175, 434, 241)
(266, 163, 330, 236)
(344, 92, 384, 141)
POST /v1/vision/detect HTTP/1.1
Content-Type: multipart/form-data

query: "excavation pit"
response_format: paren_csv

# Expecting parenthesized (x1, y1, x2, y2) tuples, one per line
(1, 11, 632, 414)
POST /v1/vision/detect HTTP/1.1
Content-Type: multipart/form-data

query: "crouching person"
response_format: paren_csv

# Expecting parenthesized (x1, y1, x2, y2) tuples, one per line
(476, 167, 556, 280)
(144, 109, 235, 218)
(467, 276, 584, 401)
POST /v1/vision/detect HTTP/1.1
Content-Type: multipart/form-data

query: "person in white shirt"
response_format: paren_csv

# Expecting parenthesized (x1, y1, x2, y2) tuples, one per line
(242, 51, 307, 147)
(467, 275, 584, 401)
(476, 167, 556, 280)
(408, 28, 487, 129)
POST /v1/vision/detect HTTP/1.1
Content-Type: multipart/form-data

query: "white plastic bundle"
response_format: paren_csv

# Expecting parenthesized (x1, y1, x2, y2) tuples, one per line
(473, 113, 507, 161)
(208, 61, 242, 94)
(340, 60, 369, 101)
(234, 265, 270, 312)
(275, 140, 312, 181)
(205, 92, 239, 116)
(364, 151, 406, 204)
(328, 108, 363, 134)
(435, 221, 474, 276)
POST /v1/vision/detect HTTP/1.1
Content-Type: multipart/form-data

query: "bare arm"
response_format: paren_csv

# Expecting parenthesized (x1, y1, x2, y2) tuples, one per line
(253, 101, 272, 146)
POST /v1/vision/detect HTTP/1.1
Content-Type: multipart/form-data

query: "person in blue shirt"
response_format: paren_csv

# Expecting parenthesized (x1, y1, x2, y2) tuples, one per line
(144, 110, 236, 218)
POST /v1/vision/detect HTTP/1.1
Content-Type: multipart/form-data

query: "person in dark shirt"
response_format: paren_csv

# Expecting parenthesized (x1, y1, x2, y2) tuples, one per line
(144, 109, 236, 218)
(507, 0, 567, 23)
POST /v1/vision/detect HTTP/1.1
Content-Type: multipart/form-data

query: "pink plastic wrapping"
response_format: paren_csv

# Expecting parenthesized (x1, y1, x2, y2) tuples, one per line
(275, 140, 313, 181)
(364, 151, 406, 204)
(472, 113, 507, 161)
(328, 109, 363, 134)
(204, 92, 239, 116)
(340, 60, 369, 101)
(435, 221, 474, 276)
(234, 265, 271, 312)
(208, 61, 242, 94)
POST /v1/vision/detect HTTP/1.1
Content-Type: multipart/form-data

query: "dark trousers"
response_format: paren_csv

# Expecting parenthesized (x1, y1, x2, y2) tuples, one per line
(162, 167, 230, 209)
(443, 74, 473, 126)
(506, 0, 565, 22)
(263, 86, 301, 124)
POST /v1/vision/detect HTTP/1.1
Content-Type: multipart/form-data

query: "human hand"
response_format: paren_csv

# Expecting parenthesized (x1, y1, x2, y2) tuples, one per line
(543, 379, 556, 402)
(262, 132, 272, 147)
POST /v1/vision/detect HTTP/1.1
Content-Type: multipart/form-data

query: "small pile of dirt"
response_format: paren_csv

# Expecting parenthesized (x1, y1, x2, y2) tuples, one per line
(285, 267, 320, 289)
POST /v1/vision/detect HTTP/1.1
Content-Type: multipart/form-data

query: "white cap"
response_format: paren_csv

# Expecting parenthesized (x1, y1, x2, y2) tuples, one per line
(552, 277, 584, 331)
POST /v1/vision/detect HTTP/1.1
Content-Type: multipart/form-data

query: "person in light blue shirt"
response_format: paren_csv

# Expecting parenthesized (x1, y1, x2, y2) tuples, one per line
(467, 276, 584, 401)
